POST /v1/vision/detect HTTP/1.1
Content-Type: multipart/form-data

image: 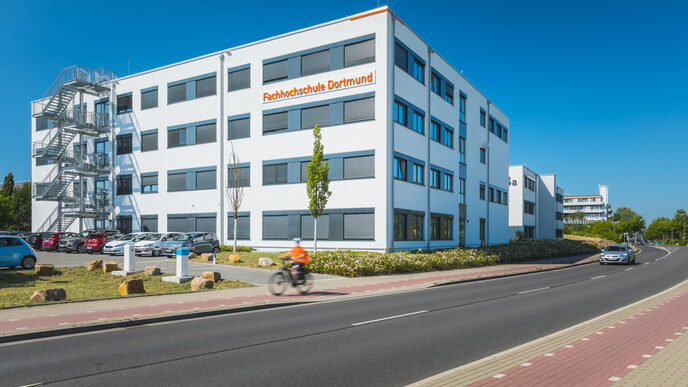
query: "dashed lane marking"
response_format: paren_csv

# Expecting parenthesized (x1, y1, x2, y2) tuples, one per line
(517, 287, 550, 295)
(591, 275, 606, 280)
(352, 310, 428, 326)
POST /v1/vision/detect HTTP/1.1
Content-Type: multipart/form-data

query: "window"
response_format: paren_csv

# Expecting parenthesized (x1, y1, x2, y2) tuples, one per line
(263, 111, 288, 133)
(458, 178, 466, 204)
(524, 201, 536, 215)
(116, 134, 132, 155)
(442, 173, 453, 192)
(195, 76, 217, 98)
(479, 148, 486, 164)
(301, 214, 330, 240)
(480, 218, 486, 241)
(116, 94, 132, 114)
(141, 88, 158, 110)
(344, 38, 375, 67)
(441, 127, 453, 148)
(480, 110, 486, 127)
(556, 229, 564, 239)
(525, 176, 535, 191)
(117, 215, 133, 234)
(444, 84, 454, 104)
(503, 191, 508, 205)
(228, 214, 250, 240)
(459, 94, 466, 123)
(116, 174, 132, 195)
(167, 83, 186, 104)
(228, 67, 250, 91)
(459, 137, 466, 164)
(495, 123, 502, 139)
(394, 211, 424, 241)
(344, 97, 375, 123)
(167, 173, 186, 192)
(430, 121, 440, 141)
(489, 187, 495, 202)
(263, 163, 288, 185)
(167, 169, 216, 192)
(431, 215, 453, 241)
(263, 60, 288, 83)
(556, 193, 564, 203)
(228, 117, 250, 139)
(480, 183, 486, 200)
(301, 50, 329, 76)
(431, 73, 441, 95)
(195, 122, 217, 145)
(301, 105, 329, 129)
(409, 163, 424, 185)
(394, 43, 408, 72)
(141, 174, 158, 193)
(393, 157, 407, 180)
(556, 211, 563, 221)
(168, 128, 186, 148)
(411, 111, 424, 134)
(489, 117, 495, 133)
(524, 226, 535, 239)
(228, 166, 250, 188)
(430, 169, 440, 189)
(344, 213, 375, 240)
(343, 155, 374, 179)
(141, 131, 158, 152)
(393, 100, 407, 126)
(196, 170, 216, 190)
(503, 128, 508, 142)
(36, 118, 54, 131)
(411, 59, 424, 83)
(141, 216, 158, 232)
(168, 214, 216, 233)
(263, 215, 288, 239)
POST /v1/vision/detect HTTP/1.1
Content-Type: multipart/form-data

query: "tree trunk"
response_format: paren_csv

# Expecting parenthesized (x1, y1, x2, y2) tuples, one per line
(233, 216, 238, 253)
(313, 216, 318, 253)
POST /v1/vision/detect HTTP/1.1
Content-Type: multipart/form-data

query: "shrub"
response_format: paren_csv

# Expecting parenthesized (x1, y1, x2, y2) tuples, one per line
(221, 245, 254, 252)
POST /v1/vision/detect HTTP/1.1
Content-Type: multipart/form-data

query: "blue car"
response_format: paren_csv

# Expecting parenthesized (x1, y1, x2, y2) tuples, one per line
(0, 236, 38, 269)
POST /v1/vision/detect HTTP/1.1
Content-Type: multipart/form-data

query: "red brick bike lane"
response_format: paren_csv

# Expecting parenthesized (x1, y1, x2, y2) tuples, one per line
(470, 289, 688, 386)
(0, 262, 581, 335)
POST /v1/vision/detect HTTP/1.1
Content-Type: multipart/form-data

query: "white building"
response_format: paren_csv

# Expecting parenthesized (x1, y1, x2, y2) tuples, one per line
(563, 184, 612, 224)
(508, 165, 564, 240)
(30, 6, 510, 251)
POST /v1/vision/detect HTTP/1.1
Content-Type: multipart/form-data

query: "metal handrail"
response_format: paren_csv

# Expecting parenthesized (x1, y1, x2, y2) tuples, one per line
(42, 65, 115, 100)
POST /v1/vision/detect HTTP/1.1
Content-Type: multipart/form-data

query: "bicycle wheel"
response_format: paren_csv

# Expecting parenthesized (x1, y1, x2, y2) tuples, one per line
(296, 273, 314, 294)
(268, 271, 289, 296)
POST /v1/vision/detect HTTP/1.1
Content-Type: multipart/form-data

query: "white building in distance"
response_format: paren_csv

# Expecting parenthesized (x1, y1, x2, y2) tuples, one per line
(508, 165, 564, 240)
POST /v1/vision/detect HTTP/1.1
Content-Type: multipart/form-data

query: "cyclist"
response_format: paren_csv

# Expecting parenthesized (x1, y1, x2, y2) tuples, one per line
(280, 238, 310, 282)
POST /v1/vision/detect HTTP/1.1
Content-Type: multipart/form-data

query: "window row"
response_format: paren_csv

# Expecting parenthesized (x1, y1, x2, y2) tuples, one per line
(394, 99, 424, 134)
(524, 200, 536, 215)
(115, 74, 217, 114)
(263, 211, 374, 241)
(430, 214, 453, 241)
(488, 186, 508, 205)
(430, 119, 455, 148)
(524, 176, 536, 191)
(395, 41, 425, 84)
(263, 154, 375, 185)
(430, 71, 454, 104)
(394, 156, 424, 185)
(115, 168, 217, 195)
(429, 167, 454, 192)
(487, 114, 509, 143)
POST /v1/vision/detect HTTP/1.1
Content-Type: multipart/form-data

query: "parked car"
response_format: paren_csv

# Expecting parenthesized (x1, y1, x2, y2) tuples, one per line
(41, 232, 75, 251)
(84, 232, 120, 254)
(134, 232, 183, 257)
(102, 233, 151, 255)
(600, 244, 636, 265)
(58, 232, 91, 253)
(0, 235, 37, 269)
(27, 233, 47, 250)
(161, 232, 221, 256)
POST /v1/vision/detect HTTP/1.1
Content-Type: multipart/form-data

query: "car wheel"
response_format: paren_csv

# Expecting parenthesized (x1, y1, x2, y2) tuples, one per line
(599, 262, 605, 265)
(77, 244, 86, 254)
(152, 250, 160, 257)
(213, 246, 220, 254)
(21, 256, 36, 270)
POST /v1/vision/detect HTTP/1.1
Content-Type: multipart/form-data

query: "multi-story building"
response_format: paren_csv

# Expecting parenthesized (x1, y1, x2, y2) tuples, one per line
(30, 6, 510, 251)
(508, 165, 564, 240)
(563, 184, 612, 224)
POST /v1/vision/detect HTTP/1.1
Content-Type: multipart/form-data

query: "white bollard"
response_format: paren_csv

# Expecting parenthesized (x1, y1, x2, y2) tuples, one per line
(124, 245, 135, 272)
(213, 251, 216, 265)
(176, 247, 189, 277)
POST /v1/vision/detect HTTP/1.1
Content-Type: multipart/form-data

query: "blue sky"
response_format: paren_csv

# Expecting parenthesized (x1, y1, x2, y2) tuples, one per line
(1, 0, 685, 222)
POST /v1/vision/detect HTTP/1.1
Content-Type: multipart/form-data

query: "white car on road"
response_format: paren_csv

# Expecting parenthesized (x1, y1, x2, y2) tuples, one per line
(102, 233, 151, 255)
(134, 233, 183, 257)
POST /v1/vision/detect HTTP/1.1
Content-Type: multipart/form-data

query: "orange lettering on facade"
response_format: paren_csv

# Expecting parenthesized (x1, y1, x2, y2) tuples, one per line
(263, 72, 374, 102)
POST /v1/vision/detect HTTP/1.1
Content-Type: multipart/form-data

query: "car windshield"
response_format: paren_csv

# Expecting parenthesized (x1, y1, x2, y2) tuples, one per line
(174, 234, 192, 241)
(604, 246, 626, 252)
(144, 233, 162, 241)
(133, 234, 151, 241)
(117, 234, 136, 241)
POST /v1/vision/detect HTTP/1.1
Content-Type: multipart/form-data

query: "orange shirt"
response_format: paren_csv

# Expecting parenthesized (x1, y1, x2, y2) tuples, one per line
(292, 246, 310, 264)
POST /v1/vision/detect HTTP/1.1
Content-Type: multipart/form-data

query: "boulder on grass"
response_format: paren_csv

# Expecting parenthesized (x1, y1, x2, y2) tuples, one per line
(202, 271, 221, 283)
(200, 253, 213, 262)
(35, 264, 54, 276)
(188, 252, 197, 258)
(118, 279, 145, 296)
(144, 265, 161, 276)
(30, 288, 66, 303)
(190, 277, 213, 290)
(230, 253, 241, 263)
(258, 257, 274, 267)
(87, 259, 103, 271)
(103, 261, 120, 273)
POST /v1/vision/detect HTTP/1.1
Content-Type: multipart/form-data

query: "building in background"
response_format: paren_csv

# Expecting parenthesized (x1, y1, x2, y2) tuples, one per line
(563, 184, 612, 224)
(508, 165, 564, 240)
(30, 6, 510, 251)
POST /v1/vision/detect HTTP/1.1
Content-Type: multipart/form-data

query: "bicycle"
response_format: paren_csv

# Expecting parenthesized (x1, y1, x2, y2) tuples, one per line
(268, 258, 314, 295)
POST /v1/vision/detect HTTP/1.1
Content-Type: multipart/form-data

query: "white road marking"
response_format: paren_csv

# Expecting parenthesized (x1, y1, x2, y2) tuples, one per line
(625, 268, 634, 271)
(85, 311, 95, 314)
(655, 346, 664, 349)
(591, 275, 606, 280)
(642, 354, 652, 358)
(352, 310, 428, 326)
(644, 263, 650, 265)
(544, 353, 554, 357)
(675, 332, 682, 335)
(48, 314, 59, 317)
(581, 338, 590, 341)
(132, 314, 141, 317)
(8, 319, 19, 322)
(518, 287, 550, 295)
(609, 326, 616, 329)
(97, 318, 108, 321)
(609, 376, 621, 382)
(564, 345, 574, 348)
(59, 322, 70, 326)
(627, 364, 638, 369)
(15, 327, 27, 330)
(18, 383, 42, 387)
(492, 374, 506, 379)
(596, 332, 604, 335)
(666, 339, 674, 342)
(520, 362, 532, 367)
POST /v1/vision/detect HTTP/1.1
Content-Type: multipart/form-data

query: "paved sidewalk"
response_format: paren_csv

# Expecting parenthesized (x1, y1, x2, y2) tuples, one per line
(0, 253, 598, 340)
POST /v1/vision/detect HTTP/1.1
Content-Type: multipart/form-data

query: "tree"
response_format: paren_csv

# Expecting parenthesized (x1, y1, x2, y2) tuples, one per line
(306, 125, 331, 253)
(11, 181, 31, 231)
(225, 142, 245, 253)
(565, 211, 585, 222)
(672, 209, 688, 241)
(612, 207, 640, 221)
(646, 217, 672, 241)
(0, 194, 13, 230)
(2, 172, 14, 198)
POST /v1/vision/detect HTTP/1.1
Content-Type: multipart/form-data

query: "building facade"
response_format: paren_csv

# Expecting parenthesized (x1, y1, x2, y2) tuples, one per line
(563, 184, 612, 224)
(30, 7, 510, 251)
(508, 165, 564, 240)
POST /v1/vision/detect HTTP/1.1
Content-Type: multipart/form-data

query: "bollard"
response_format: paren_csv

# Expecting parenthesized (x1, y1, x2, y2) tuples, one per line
(124, 245, 135, 272)
(163, 247, 193, 283)
(213, 251, 216, 265)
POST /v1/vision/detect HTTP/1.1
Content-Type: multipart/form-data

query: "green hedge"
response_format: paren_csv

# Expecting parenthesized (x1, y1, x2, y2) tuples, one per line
(309, 239, 600, 277)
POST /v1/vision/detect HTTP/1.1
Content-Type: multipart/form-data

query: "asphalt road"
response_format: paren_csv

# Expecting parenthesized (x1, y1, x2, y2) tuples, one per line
(2, 246, 685, 387)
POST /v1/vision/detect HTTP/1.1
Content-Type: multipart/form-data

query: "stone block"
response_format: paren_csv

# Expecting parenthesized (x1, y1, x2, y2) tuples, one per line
(258, 257, 274, 267)
(87, 259, 103, 271)
(118, 279, 145, 296)
(190, 277, 213, 291)
(200, 253, 213, 262)
(35, 264, 54, 276)
(144, 266, 161, 276)
(230, 253, 241, 263)
(103, 262, 120, 273)
(30, 288, 66, 303)
(202, 271, 221, 283)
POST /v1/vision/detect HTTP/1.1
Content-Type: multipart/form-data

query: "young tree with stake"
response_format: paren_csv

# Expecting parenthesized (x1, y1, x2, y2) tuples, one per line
(306, 125, 331, 253)
(226, 142, 245, 253)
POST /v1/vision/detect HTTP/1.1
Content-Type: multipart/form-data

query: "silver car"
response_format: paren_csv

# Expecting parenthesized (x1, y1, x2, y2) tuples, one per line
(600, 244, 636, 265)
(134, 232, 183, 257)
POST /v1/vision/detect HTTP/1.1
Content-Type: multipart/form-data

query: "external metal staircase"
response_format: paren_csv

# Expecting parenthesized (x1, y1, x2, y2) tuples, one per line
(32, 65, 116, 233)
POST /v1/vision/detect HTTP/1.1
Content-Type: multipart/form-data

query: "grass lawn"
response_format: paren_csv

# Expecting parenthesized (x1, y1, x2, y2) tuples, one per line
(190, 251, 287, 270)
(0, 267, 252, 308)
